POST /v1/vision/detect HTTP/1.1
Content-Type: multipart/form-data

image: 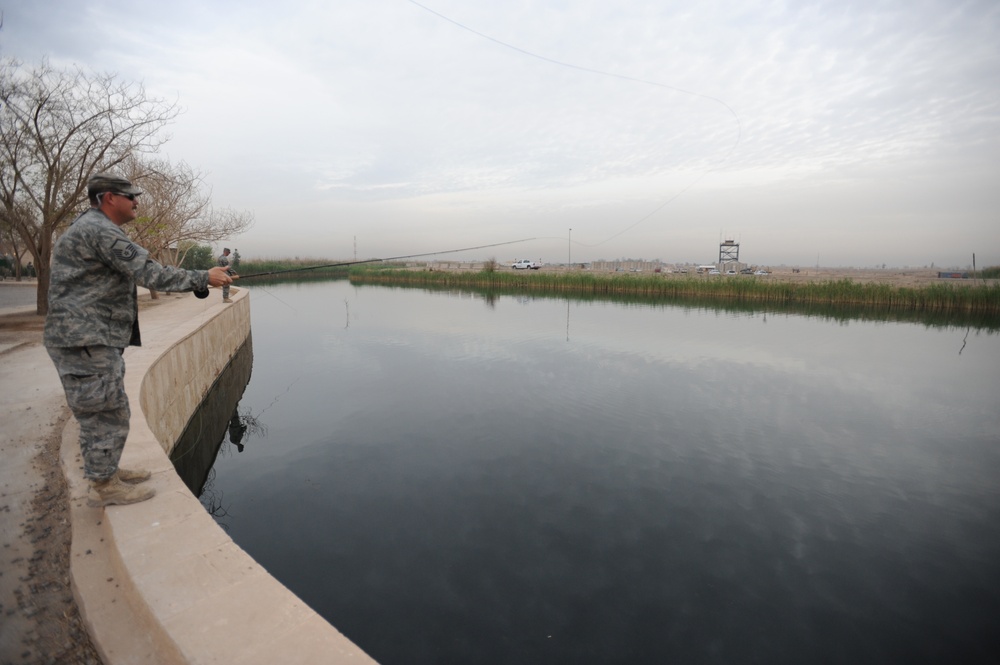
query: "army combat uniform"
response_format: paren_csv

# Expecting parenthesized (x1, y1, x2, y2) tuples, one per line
(218, 249, 233, 301)
(44, 207, 209, 482)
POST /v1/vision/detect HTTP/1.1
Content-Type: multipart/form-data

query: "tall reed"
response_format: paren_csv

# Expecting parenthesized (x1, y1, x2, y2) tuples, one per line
(235, 258, 352, 279)
(349, 268, 1000, 315)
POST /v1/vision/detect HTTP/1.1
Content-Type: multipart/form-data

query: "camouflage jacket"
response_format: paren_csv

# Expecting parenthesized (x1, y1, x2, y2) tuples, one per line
(44, 208, 209, 349)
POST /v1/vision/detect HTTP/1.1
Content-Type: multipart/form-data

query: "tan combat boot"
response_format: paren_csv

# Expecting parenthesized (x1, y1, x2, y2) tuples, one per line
(223, 298, 233, 304)
(117, 467, 152, 484)
(88, 474, 155, 507)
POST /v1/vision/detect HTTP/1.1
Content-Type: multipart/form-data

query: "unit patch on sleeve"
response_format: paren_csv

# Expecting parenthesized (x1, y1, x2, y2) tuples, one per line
(110, 238, 138, 261)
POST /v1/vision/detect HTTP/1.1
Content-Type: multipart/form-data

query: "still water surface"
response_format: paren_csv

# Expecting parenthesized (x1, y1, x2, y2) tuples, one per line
(200, 279, 1000, 664)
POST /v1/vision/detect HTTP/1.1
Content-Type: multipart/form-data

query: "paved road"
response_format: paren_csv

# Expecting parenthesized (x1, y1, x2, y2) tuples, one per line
(0, 281, 39, 312)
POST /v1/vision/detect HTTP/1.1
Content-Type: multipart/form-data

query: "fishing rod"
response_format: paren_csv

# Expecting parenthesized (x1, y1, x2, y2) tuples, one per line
(230, 237, 539, 280)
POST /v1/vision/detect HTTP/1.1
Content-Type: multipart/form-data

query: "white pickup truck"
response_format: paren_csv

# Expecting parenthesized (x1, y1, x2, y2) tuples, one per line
(512, 259, 541, 270)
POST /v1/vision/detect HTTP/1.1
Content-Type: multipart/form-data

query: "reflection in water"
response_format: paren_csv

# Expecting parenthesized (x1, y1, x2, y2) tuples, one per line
(194, 406, 267, 529)
(203, 280, 1000, 665)
(170, 335, 255, 498)
(355, 278, 1000, 332)
(228, 410, 248, 452)
(566, 298, 570, 341)
(227, 406, 267, 454)
(195, 469, 230, 526)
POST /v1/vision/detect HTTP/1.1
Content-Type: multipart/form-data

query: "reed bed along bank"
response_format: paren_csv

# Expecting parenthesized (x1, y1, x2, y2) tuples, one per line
(234, 258, 351, 280)
(349, 268, 1000, 316)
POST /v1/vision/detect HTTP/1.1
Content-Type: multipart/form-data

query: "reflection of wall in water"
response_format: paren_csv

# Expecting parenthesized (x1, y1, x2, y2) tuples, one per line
(170, 334, 253, 496)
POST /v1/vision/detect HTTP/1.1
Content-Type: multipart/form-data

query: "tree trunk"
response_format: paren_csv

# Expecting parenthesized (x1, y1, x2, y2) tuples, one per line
(34, 233, 51, 316)
(35, 260, 50, 316)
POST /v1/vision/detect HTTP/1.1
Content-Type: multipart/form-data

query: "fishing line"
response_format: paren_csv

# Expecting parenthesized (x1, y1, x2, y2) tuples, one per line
(408, 1, 743, 248)
(259, 376, 302, 418)
(248, 282, 298, 312)
(169, 377, 295, 465)
(234, 237, 537, 280)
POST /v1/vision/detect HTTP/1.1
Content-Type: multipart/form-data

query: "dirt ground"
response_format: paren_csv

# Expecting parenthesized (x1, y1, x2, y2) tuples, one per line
(707, 266, 976, 288)
(20, 412, 103, 665)
(0, 309, 103, 665)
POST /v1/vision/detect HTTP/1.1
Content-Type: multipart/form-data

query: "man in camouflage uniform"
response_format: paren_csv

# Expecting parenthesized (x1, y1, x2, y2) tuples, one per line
(217, 247, 237, 303)
(44, 173, 233, 507)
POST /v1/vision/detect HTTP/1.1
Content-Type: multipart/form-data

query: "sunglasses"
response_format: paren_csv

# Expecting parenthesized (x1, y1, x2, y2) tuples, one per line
(113, 192, 137, 201)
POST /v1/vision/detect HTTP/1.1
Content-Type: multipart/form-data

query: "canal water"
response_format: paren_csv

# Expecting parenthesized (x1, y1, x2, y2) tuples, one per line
(186, 278, 1000, 665)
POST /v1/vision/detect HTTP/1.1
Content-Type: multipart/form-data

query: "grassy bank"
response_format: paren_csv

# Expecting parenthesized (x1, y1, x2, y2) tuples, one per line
(349, 267, 1000, 315)
(349, 278, 999, 331)
(233, 258, 353, 281)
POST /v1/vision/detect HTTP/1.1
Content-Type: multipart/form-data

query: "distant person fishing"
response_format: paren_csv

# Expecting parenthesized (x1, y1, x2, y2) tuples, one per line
(218, 247, 239, 303)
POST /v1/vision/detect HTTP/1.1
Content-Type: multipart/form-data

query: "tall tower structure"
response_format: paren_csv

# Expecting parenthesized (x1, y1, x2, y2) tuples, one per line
(719, 239, 740, 269)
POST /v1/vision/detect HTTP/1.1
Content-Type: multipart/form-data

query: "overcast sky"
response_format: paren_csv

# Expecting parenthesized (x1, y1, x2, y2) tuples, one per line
(3, 0, 998, 267)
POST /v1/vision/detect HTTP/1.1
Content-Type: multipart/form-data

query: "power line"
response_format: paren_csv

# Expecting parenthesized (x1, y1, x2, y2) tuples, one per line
(408, 1, 743, 247)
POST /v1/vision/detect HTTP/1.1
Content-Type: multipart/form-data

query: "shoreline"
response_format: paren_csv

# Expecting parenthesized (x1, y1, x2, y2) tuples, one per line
(428, 265, 994, 289)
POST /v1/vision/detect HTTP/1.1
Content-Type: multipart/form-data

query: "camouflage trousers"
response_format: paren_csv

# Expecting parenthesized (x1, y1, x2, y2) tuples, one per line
(46, 345, 130, 482)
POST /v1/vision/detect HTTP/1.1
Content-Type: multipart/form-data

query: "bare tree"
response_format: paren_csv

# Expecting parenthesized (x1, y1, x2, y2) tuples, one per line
(123, 156, 208, 270)
(125, 156, 253, 265)
(119, 155, 253, 297)
(0, 58, 179, 314)
(0, 198, 32, 279)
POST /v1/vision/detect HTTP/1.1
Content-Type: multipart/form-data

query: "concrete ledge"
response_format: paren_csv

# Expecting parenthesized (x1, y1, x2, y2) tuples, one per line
(61, 289, 377, 664)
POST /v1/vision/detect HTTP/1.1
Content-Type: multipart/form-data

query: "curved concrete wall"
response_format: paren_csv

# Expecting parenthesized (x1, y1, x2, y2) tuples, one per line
(139, 293, 251, 454)
(62, 290, 377, 665)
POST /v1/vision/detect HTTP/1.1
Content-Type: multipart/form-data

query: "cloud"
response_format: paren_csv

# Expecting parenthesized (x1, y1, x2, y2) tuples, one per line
(3, 0, 999, 266)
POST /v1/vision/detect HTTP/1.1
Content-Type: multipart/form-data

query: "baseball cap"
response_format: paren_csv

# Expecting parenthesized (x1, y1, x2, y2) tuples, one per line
(88, 173, 143, 197)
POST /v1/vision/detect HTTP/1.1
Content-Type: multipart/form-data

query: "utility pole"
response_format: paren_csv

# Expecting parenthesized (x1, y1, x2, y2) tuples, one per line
(568, 228, 572, 269)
